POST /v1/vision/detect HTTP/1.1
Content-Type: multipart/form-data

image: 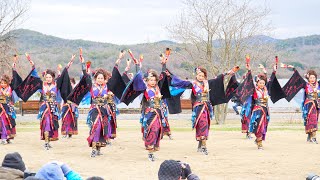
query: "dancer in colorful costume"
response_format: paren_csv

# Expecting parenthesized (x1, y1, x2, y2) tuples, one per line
(0, 55, 22, 144)
(15, 53, 74, 150)
(67, 49, 126, 157)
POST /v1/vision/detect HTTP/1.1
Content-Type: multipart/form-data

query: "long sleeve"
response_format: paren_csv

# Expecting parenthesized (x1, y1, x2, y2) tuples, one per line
(282, 69, 306, 102)
(66, 64, 92, 105)
(14, 68, 43, 102)
(120, 71, 147, 105)
(56, 68, 72, 103)
(267, 71, 286, 103)
(234, 70, 255, 104)
(208, 74, 225, 106)
(81, 62, 86, 75)
(107, 65, 127, 100)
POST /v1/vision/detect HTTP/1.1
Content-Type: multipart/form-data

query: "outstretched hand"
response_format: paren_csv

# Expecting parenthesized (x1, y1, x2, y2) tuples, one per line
(118, 50, 125, 59)
(228, 66, 240, 75)
(79, 48, 84, 63)
(13, 54, 18, 62)
(25, 53, 34, 66)
(67, 54, 76, 69)
(57, 64, 62, 71)
(160, 54, 167, 64)
(79, 55, 84, 63)
(116, 51, 126, 65)
(273, 64, 277, 72)
(246, 63, 251, 70)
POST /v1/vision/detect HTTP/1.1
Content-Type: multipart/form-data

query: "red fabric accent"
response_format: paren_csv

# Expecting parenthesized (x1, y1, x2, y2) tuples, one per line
(253, 89, 258, 100)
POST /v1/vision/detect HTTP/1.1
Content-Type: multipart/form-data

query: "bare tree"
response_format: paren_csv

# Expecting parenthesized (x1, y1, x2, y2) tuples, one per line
(167, 0, 271, 124)
(0, 0, 30, 74)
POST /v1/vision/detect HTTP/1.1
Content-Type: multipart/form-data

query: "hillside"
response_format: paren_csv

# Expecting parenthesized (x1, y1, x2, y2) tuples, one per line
(7, 29, 320, 79)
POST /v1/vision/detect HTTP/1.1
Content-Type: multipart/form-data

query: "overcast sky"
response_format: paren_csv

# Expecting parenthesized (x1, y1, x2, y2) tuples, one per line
(21, 0, 320, 44)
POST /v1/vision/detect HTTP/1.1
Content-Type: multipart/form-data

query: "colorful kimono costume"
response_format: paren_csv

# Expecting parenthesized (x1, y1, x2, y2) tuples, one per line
(37, 82, 61, 142)
(61, 101, 79, 136)
(169, 72, 237, 154)
(240, 97, 252, 135)
(0, 86, 17, 142)
(161, 99, 171, 137)
(302, 82, 320, 140)
(104, 91, 119, 139)
(191, 80, 214, 143)
(86, 83, 113, 149)
(249, 86, 270, 148)
(140, 86, 166, 151)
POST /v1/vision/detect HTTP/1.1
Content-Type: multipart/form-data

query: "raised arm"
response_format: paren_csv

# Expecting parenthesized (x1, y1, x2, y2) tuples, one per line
(115, 50, 125, 67)
(127, 49, 141, 73)
(25, 53, 35, 69)
(12, 54, 18, 71)
(124, 59, 131, 73)
(79, 48, 87, 75)
(66, 54, 76, 69)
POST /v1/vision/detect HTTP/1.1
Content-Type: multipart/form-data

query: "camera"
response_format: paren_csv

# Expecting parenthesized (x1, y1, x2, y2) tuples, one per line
(307, 173, 320, 180)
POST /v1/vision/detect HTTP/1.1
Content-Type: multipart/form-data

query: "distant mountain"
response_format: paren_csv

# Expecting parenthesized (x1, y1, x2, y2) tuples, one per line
(276, 34, 320, 49)
(6, 29, 320, 79)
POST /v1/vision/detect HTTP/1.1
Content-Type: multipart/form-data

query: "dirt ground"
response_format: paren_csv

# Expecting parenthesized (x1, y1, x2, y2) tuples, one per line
(1, 118, 320, 180)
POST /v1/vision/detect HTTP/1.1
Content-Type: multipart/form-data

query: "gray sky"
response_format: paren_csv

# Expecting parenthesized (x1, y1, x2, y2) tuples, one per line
(21, 0, 320, 44)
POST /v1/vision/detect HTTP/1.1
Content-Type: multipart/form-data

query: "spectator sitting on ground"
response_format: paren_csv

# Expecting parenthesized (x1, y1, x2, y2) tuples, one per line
(158, 160, 200, 180)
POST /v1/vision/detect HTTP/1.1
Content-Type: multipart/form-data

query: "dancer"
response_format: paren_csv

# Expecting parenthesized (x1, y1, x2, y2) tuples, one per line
(236, 57, 284, 150)
(167, 65, 238, 155)
(0, 56, 21, 145)
(60, 55, 79, 138)
(67, 49, 126, 157)
(15, 53, 73, 150)
(281, 63, 320, 144)
(302, 70, 320, 144)
(121, 49, 172, 161)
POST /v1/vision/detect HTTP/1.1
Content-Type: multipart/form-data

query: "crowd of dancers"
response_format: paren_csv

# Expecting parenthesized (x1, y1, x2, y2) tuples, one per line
(0, 49, 319, 161)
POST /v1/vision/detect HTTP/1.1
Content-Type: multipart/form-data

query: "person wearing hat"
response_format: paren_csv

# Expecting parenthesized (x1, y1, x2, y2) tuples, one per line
(158, 160, 200, 180)
(0, 152, 26, 180)
(35, 161, 82, 180)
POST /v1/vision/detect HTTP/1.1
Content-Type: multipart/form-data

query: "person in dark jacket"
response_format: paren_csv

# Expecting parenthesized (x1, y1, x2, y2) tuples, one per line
(158, 160, 200, 180)
(0, 152, 26, 180)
